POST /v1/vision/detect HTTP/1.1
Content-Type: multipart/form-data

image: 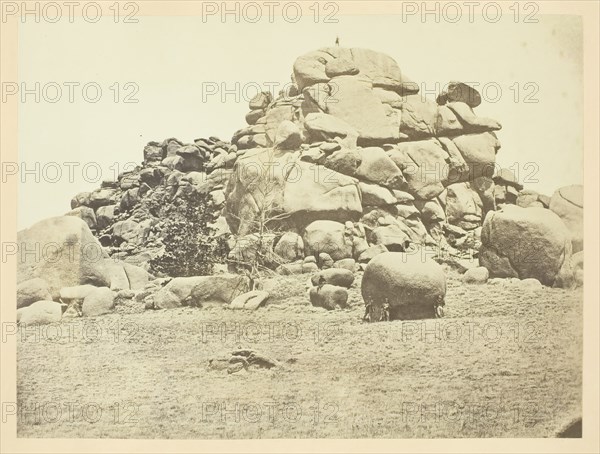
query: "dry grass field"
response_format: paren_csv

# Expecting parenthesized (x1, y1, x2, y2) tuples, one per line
(17, 270, 582, 439)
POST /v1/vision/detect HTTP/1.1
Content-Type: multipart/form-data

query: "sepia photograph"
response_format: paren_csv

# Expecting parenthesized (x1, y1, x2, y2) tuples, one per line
(1, 1, 598, 452)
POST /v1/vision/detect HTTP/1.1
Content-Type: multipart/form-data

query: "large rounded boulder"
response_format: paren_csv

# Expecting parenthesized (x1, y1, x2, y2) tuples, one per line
(361, 252, 446, 321)
(549, 185, 583, 253)
(479, 205, 572, 286)
(17, 216, 111, 298)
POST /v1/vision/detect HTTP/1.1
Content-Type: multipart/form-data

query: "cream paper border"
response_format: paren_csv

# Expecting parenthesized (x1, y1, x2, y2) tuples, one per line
(1, 1, 598, 452)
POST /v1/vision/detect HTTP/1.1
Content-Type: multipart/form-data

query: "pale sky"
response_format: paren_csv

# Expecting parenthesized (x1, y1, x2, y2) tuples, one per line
(17, 14, 583, 229)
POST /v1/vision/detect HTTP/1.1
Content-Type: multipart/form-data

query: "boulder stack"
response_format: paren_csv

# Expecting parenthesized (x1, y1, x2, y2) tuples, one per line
(308, 268, 354, 310)
(225, 47, 506, 262)
(58, 46, 581, 290)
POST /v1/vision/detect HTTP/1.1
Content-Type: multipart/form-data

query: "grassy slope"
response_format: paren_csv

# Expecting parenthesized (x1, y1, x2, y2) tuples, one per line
(17, 271, 582, 438)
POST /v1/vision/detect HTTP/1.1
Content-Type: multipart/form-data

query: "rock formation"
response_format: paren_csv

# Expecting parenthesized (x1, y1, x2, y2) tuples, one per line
(68, 136, 234, 268)
(60, 47, 580, 278)
(35, 45, 581, 324)
(223, 47, 508, 264)
(308, 268, 354, 310)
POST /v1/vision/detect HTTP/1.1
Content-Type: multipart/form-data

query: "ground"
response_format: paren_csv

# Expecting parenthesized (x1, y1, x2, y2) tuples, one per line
(16, 270, 582, 439)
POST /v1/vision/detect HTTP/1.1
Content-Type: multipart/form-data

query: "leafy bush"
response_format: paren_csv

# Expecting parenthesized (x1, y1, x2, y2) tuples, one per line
(148, 188, 229, 277)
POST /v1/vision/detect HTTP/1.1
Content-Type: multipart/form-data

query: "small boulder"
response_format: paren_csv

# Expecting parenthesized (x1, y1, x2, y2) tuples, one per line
(437, 81, 482, 108)
(303, 220, 353, 261)
(104, 260, 130, 291)
(318, 252, 334, 269)
(357, 244, 388, 263)
(445, 182, 484, 230)
(277, 262, 304, 275)
(143, 142, 166, 164)
(17, 278, 52, 309)
(309, 285, 348, 310)
(246, 109, 265, 125)
(89, 188, 118, 209)
(311, 268, 354, 288)
(249, 91, 272, 110)
(230, 290, 269, 310)
(17, 301, 62, 325)
(370, 225, 411, 252)
(274, 232, 304, 263)
(493, 168, 522, 190)
(517, 190, 543, 208)
(359, 182, 397, 206)
(82, 287, 115, 316)
(517, 278, 543, 290)
(274, 120, 302, 150)
(355, 147, 405, 190)
(96, 205, 116, 230)
(462, 266, 489, 284)
(302, 262, 319, 274)
(333, 258, 357, 272)
(117, 289, 135, 299)
(305, 256, 316, 264)
(113, 219, 141, 244)
(71, 191, 91, 209)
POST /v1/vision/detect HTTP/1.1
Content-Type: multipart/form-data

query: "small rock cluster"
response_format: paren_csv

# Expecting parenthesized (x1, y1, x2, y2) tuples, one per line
(16, 216, 151, 324)
(208, 349, 280, 375)
(308, 268, 355, 310)
(229, 290, 270, 311)
(68, 136, 235, 268)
